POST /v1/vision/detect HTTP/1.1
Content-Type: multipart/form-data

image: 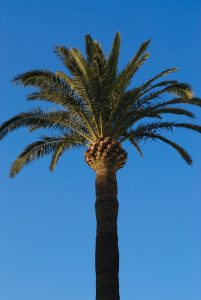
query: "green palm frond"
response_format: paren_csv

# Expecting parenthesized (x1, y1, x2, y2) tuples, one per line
(148, 107, 194, 118)
(56, 68, 101, 135)
(14, 70, 65, 89)
(14, 70, 77, 108)
(141, 67, 178, 88)
(111, 43, 150, 103)
(85, 34, 95, 64)
(129, 137, 143, 157)
(136, 133, 192, 165)
(112, 80, 196, 136)
(10, 133, 86, 177)
(106, 32, 121, 80)
(129, 121, 201, 137)
(50, 143, 65, 171)
(112, 68, 178, 117)
(164, 97, 201, 107)
(139, 80, 179, 97)
(116, 39, 150, 84)
(10, 136, 61, 177)
(114, 106, 196, 138)
(112, 99, 195, 136)
(0, 109, 63, 139)
(93, 40, 107, 73)
(138, 82, 193, 106)
(0, 109, 92, 142)
(15, 70, 98, 139)
(165, 83, 193, 99)
(134, 106, 194, 125)
(55, 71, 75, 89)
(69, 48, 88, 75)
(56, 42, 104, 136)
(112, 80, 178, 118)
(55, 46, 84, 77)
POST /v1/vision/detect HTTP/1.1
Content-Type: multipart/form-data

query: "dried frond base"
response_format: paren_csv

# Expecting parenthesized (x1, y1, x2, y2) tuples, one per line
(84, 137, 127, 171)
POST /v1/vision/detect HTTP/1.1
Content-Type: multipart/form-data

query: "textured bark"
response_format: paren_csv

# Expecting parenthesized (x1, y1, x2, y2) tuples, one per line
(95, 166, 120, 300)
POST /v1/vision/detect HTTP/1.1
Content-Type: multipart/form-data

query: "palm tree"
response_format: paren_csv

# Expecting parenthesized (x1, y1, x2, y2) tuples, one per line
(0, 33, 201, 300)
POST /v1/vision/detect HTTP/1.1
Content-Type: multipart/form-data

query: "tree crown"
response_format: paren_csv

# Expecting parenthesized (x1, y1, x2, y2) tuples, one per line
(1, 33, 201, 176)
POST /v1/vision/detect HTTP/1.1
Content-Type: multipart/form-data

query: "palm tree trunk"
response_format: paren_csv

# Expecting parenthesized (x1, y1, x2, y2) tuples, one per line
(95, 166, 120, 300)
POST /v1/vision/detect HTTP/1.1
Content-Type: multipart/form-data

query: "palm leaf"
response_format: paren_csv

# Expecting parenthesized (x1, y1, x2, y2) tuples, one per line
(106, 32, 121, 80)
(10, 137, 62, 177)
(49, 143, 65, 171)
(54, 46, 79, 76)
(164, 97, 201, 107)
(10, 134, 85, 177)
(149, 107, 194, 118)
(15, 70, 98, 139)
(129, 137, 143, 157)
(136, 133, 192, 165)
(85, 34, 95, 64)
(0, 109, 92, 142)
(141, 67, 178, 88)
(55, 71, 75, 89)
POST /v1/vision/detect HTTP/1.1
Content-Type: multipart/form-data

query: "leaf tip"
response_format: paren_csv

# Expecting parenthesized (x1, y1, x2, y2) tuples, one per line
(9, 169, 16, 178)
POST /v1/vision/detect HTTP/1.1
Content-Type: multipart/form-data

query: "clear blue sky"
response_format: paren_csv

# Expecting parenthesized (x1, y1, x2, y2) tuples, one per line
(0, 0, 201, 299)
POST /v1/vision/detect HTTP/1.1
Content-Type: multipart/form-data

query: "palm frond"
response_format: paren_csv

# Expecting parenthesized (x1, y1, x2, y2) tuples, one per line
(139, 80, 179, 96)
(112, 39, 150, 98)
(55, 71, 74, 89)
(93, 40, 107, 74)
(141, 67, 178, 88)
(134, 121, 201, 136)
(113, 52, 150, 99)
(10, 134, 86, 177)
(136, 82, 193, 108)
(109, 86, 195, 136)
(164, 82, 193, 100)
(10, 136, 62, 177)
(55, 47, 102, 136)
(149, 107, 195, 118)
(112, 83, 195, 132)
(130, 106, 194, 127)
(15, 71, 98, 139)
(85, 34, 95, 64)
(49, 143, 65, 171)
(70, 48, 88, 75)
(106, 32, 121, 80)
(96, 33, 121, 125)
(113, 68, 178, 116)
(164, 97, 201, 107)
(54, 46, 79, 76)
(136, 133, 192, 165)
(129, 137, 143, 157)
(120, 121, 201, 146)
(0, 109, 92, 142)
(106, 40, 150, 130)
(114, 105, 196, 138)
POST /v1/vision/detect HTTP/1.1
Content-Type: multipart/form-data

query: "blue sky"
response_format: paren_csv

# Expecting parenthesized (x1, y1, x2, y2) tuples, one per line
(0, 0, 201, 299)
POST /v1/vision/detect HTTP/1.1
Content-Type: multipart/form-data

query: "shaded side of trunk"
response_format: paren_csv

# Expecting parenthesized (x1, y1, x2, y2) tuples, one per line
(95, 167, 120, 300)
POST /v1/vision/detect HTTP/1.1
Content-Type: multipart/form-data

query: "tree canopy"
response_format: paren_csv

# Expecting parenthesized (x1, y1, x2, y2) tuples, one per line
(1, 32, 201, 176)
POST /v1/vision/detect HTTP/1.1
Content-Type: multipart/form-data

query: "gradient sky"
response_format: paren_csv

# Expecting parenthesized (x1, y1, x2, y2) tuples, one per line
(0, 1, 201, 299)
